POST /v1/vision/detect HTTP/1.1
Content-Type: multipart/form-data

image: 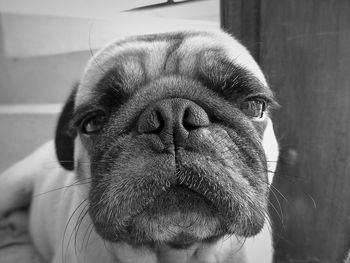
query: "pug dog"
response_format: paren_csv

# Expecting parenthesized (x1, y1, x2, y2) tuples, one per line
(0, 30, 279, 263)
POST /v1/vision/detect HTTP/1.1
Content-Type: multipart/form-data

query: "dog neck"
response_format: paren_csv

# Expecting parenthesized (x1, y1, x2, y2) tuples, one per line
(108, 237, 244, 263)
(107, 224, 272, 263)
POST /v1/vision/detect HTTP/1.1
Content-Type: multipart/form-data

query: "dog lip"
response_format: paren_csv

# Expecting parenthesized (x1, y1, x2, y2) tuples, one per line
(165, 231, 222, 250)
(153, 183, 214, 210)
(170, 184, 208, 201)
(166, 233, 198, 249)
(167, 242, 194, 250)
(133, 182, 218, 223)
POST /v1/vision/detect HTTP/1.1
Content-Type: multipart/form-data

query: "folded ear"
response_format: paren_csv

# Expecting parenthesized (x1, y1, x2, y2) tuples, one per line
(55, 85, 78, 170)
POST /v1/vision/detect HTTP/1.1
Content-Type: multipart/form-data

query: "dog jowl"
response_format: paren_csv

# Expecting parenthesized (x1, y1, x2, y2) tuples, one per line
(56, 30, 279, 254)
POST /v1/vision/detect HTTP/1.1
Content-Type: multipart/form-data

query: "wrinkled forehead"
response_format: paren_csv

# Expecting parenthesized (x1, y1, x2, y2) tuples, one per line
(76, 30, 267, 107)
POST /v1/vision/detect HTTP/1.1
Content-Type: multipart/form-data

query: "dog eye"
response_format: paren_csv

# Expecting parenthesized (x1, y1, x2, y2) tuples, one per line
(240, 98, 267, 119)
(81, 113, 107, 134)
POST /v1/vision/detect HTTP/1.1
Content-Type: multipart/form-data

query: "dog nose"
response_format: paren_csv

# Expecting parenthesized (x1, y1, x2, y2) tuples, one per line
(137, 98, 209, 147)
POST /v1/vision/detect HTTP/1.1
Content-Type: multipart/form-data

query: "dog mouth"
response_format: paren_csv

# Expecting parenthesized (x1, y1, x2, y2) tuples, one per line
(128, 183, 223, 246)
(139, 184, 215, 215)
(89, 126, 268, 246)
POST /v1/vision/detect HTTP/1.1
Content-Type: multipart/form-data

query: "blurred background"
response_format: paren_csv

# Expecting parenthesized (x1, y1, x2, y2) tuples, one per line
(0, 0, 219, 172)
(1, 0, 350, 262)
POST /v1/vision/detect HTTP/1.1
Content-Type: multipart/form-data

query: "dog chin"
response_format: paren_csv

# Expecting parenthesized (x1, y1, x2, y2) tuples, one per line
(93, 184, 223, 246)
(131, 214, 222, 248)
(128, 185, 224, 247)
(92, 184, 265, 248)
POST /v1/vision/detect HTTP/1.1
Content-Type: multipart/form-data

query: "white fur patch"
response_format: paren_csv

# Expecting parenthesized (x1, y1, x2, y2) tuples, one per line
(262, 118, 279, 184)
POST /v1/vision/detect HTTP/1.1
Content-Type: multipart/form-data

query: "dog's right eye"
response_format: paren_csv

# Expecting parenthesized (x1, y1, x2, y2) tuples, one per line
(81, 113, 107, 134)
(240, 98, 267, 119)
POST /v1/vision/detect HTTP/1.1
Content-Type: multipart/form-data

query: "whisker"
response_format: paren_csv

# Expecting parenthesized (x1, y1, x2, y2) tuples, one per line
(267, 195, 284, 226)
(62, 199, 88, 263)
(269, 184, 289, 204)
(73, 204, 90, 263)
(33, 179, 93, 197)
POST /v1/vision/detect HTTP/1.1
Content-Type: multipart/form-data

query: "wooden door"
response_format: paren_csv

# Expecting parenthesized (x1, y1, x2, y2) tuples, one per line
(221, 1, 350, 262)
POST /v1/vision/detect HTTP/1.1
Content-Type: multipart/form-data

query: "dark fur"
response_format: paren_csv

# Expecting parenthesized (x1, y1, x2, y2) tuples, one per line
(55, 85, 77, 171)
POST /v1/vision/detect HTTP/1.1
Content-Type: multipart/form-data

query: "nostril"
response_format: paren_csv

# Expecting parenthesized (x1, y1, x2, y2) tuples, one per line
(138, 110, 164, 134)
(153, 110, 164, 134)
(182, 108, 199, 131)
(182, 106, 209, 131)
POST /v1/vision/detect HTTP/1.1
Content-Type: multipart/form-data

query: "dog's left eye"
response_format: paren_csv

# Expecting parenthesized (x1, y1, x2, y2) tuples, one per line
(240, 98, 267, 119)
(81, 113, 107, 134)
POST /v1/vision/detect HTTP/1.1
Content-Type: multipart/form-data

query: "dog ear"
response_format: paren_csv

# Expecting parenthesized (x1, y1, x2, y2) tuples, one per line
(55, 85, 78, 170)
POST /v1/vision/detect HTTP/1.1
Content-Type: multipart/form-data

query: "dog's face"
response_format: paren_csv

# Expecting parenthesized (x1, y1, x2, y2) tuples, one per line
(55, 30, 279, 249)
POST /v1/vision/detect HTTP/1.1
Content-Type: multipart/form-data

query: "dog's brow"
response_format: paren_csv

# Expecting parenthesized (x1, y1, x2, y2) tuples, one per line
(71, 104, 102, 127)
(224, 71, 274, 98)
(225, 75, 278, 106)
(197, 61, 277, 106)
